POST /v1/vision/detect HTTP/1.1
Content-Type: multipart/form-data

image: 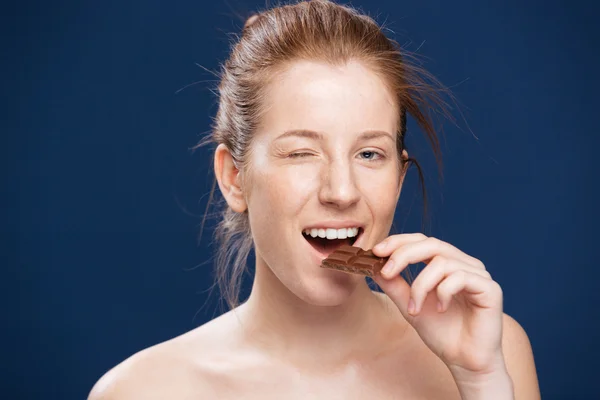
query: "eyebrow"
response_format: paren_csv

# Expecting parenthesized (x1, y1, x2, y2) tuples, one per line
(275, 129, 394, 142)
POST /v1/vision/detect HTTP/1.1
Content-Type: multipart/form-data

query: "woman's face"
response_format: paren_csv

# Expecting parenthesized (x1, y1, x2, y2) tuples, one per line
(241, 60, 407, 304)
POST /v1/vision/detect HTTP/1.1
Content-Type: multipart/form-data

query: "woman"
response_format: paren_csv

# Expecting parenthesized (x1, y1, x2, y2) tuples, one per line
(89, 1, 540, 398)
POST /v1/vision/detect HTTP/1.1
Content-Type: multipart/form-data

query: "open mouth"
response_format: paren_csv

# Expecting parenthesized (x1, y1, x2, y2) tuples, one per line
(302, 228, 363, 258)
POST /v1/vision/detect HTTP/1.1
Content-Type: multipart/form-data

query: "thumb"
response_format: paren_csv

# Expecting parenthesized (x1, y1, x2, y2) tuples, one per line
(373, 273, 413, 321)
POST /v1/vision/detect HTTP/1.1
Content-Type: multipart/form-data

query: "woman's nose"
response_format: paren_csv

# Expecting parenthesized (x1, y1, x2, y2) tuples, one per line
(318, 162, 361, 209)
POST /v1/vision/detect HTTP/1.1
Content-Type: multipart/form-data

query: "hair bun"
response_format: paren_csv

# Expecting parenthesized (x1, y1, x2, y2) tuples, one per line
(244, 14, 260, 30)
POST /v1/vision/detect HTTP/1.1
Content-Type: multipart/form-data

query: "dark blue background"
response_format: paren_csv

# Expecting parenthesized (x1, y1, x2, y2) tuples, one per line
(4, 0, 598, 399)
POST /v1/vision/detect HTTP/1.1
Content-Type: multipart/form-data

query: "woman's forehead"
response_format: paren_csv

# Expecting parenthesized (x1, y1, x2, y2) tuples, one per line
(258, 60, 399, 139)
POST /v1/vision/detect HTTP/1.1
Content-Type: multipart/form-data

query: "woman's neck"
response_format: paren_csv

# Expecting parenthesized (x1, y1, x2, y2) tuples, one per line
(234, 257, 408, 370)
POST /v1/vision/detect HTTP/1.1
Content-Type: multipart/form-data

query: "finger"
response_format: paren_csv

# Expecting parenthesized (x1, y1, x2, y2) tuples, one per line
(374, 235, 485, 271)
(378, 237, 489, 280)
(436, 270, 502, 313)
(372, 233, 429, 257)
(409, 256, 492, 314)
(372, 273, 413, 322)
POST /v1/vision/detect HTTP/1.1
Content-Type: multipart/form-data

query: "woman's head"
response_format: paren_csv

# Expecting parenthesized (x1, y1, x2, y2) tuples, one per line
(195, 0, 449, 311)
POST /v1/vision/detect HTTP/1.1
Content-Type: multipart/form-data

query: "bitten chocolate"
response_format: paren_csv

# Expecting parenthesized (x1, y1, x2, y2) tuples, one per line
(320, 244, 389, 276)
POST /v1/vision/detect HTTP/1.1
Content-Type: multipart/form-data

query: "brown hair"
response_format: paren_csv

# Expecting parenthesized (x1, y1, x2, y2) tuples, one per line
(192, 0, 454, 312)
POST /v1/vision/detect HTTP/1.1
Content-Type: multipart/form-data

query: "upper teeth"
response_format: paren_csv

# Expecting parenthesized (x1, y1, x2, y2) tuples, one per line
(303, 227, 360, 239)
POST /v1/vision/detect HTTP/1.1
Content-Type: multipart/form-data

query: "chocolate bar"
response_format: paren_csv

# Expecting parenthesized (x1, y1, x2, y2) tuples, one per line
(320, 244, 389, 276)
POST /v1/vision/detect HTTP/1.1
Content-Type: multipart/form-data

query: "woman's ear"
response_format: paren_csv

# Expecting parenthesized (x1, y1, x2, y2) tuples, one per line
(396, 149, 409, 200)
(214, 144, 248, 213)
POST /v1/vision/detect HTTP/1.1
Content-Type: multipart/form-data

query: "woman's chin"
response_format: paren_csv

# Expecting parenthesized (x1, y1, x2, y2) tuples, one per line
(294, 272, 363, 306)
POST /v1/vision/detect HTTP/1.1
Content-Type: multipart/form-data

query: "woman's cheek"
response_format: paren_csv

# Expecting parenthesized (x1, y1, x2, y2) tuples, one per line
(274, 165, 318, 191)
(361, 171, 399, 208)
(259, 167, 316, 210)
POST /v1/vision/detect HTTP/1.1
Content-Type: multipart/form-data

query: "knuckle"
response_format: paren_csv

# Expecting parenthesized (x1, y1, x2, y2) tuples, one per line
(428, 237, 447, 253)
(414, 232, 428, 241)
(491, 280, 503, 294)
(388, 252, 402, 266)
(453, 269, 467, 281)
(434, 256, 450, 271)
(424, 256, 447, 278)
(422, 257, 444, 276)
(426, 236, 441, 246)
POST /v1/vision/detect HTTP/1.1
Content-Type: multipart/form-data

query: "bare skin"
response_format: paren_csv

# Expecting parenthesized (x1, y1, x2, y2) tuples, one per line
(91, 292, 463, 399)
(89, 60, 539, 399)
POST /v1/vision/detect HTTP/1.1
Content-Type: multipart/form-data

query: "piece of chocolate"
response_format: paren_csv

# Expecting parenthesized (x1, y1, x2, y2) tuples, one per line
(320, 244, 389, 276)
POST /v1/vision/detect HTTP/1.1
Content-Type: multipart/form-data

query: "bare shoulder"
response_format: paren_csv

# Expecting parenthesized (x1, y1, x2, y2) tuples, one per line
(87, 340, 213, 400)
(87, 313, 239, 400)
(501, 313, 541, 400)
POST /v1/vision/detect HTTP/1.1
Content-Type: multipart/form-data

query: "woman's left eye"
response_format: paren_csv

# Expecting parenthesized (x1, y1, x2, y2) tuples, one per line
(358, 150, 384, 161)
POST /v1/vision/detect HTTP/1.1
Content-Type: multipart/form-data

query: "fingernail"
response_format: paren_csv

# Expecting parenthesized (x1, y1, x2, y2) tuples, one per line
(381, 259, 394, 275)
(408, 298, 416, 314)
(437, 301, 443, 312)
(374, 242, 386, 251)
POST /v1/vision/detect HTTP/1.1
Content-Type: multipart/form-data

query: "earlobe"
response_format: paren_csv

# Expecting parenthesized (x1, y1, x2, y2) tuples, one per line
(400, 149, 409, 173)
(214, 144, 248, 213)
(397, 149, 409, 199)
(400, 149, 409, 170)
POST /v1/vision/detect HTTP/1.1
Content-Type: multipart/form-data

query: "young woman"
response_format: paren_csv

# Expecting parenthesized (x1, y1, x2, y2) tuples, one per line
(89, 1, 540, 398)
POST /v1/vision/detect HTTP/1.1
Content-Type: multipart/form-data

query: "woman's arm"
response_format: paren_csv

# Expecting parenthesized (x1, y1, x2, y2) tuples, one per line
(449, 314, 540, 400)
(502, 313, 541, 399)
